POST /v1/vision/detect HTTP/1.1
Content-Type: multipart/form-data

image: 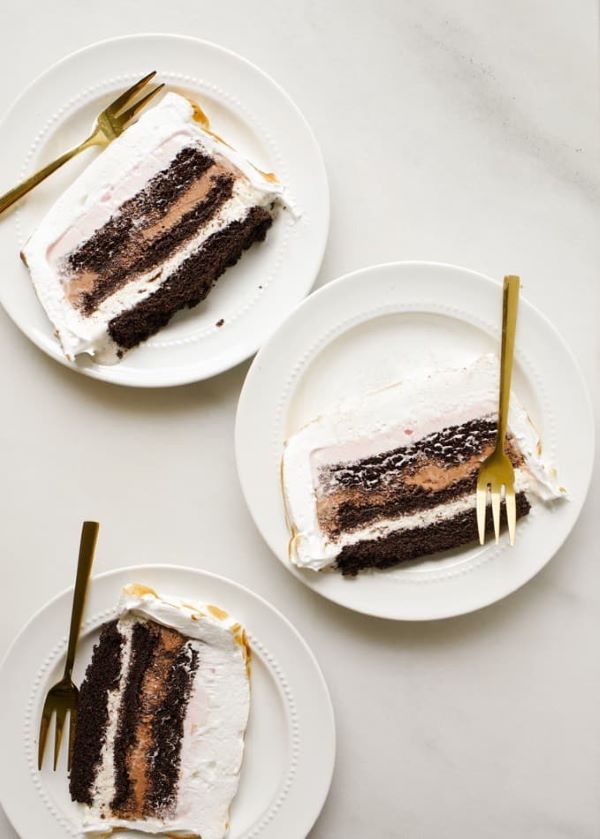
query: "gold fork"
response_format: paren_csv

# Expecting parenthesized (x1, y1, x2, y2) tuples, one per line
(476, 275, 520, 546)
(0, 72, 164, 216)
(38, 521, 99, 771)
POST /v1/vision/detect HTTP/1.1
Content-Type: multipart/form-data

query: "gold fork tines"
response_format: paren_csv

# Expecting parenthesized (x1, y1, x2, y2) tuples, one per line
(476, 275, 520, 546)
(0, 73, 164, 216)
(38, 521, 99, 771)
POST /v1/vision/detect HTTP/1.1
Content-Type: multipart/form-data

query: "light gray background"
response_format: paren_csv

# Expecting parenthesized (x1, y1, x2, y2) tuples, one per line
(0, 1, 598, 837)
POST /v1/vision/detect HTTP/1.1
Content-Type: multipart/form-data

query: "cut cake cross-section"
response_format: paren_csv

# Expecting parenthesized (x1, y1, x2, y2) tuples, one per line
(282, 354, 563, 575)
(69, 584, 251, 838)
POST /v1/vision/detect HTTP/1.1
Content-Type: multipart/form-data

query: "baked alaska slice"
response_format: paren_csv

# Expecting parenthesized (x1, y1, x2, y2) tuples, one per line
(69, 584, 251, 838)
(22, 92, 282, 363)
(282, 354, 563, 576)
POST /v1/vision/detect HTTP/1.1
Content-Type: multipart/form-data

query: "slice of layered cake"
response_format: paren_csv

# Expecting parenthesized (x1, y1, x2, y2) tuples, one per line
(22, 92, 282, 362)
(282, 355, 563, 576)
(69, 584, 251, 837)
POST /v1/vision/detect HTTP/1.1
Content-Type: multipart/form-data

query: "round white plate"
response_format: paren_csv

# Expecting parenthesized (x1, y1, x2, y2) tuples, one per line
(0, 565, 335, 839)
(235, 261, 594, 620)
(0, 35, 329, 386)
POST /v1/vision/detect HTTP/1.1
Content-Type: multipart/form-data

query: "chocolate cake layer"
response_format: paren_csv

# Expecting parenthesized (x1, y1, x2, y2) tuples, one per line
(70, 621, 123, 804)
(147, 644, 199, 813)
(108, 205, 273, 351)
(336, 492, 531, 576)
(317, 419, 524, 537)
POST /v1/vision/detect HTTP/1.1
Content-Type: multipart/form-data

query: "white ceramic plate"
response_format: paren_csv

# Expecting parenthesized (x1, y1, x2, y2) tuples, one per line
(0, 565, 335, 839)
(235, 261, 594, 620)
(0, 35, 329, 386)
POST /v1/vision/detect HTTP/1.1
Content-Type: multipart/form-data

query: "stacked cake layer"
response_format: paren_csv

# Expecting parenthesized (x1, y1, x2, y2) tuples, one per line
(22, 92, 282, 362)
(282, 355, 562, 575)
(69, 584, 251, 838)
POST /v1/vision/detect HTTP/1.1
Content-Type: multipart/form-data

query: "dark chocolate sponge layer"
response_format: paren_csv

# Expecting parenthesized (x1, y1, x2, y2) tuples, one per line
(335, 492, 531, 576)
(108, 205, 272, 351)
(147, 643, 199, 814)
(69, 621, 123, 804)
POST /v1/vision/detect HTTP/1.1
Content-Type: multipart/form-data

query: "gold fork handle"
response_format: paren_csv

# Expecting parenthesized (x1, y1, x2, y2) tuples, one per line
(64, 521, 100, 679)
(498, 275, 520, 443)
(0, 133, 100, 215)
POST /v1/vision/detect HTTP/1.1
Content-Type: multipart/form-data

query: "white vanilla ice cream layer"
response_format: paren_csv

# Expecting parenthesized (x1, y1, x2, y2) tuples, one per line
(22, 92, 282, 363)
(79, 584, 250, 839)
(282, 354, 563, 570)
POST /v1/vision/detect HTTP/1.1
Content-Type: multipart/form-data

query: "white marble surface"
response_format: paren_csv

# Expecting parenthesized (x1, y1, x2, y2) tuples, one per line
(0, 1, 598, 837)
